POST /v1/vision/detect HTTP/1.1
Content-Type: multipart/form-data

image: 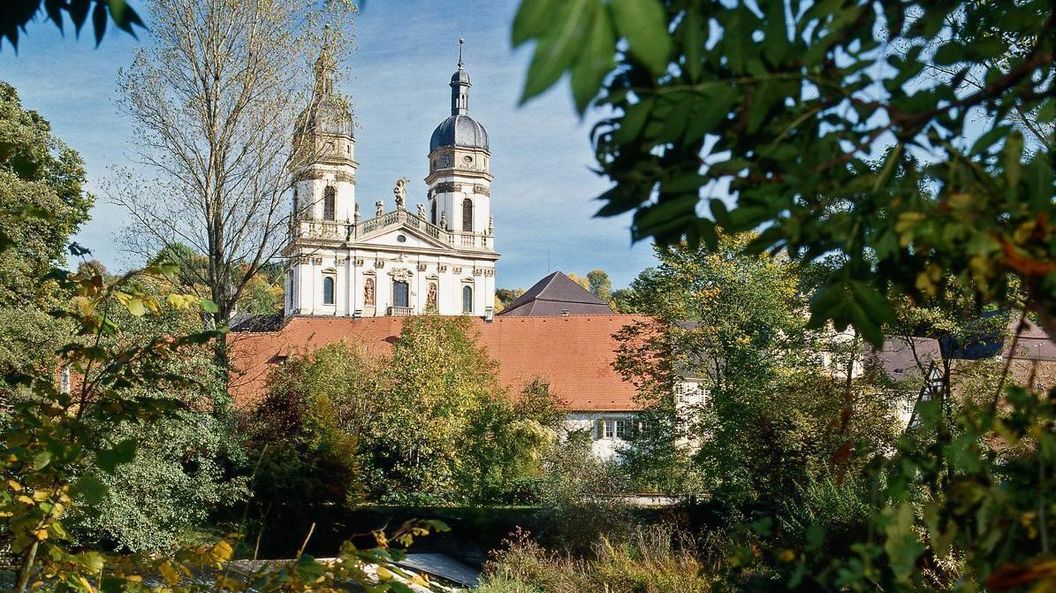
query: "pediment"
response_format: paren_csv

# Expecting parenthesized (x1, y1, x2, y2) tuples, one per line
(353, 221, 455, 251)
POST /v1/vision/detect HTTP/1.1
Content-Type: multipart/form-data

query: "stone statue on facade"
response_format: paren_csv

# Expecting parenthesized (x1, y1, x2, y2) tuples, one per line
(488, 215, 494, 236)
(364, 277, 375, 306)
(417, 203, 426, 220)
(427, 282, 438, 310)
(375, 200, 384, 218)
(354, 202, 360, 223)
(439, 211, 447, 230)
(393, 178, 409, 210)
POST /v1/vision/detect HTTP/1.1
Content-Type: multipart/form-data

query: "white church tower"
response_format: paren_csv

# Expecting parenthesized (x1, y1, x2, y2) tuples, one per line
(426, 38, 493, 241)
(284, 39, 498, 318)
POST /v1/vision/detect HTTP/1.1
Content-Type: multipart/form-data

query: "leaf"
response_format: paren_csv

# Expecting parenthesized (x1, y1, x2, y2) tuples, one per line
(295, 555, 326, 583)
(125, 297, 146, 317)
(683, 8, 703, 81)
(884, 502, 925, 583)
(570, 6, 615, 113)
(92, 2, 108, 46)
(200, 298, 219, 314)
(512, 0, 560, 46)
(96, 439, 137, 473)
(614, 96, 655, 143)
(71, 475, 108, 505)
(1003, 131, 1023, 189)
(32, 450, 52, 470)
(520, 0, 596, 103)
(610, 0, 671, 76)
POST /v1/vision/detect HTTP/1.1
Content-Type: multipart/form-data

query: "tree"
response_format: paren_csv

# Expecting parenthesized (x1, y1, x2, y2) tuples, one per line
(614, 235, 904, 506)
(513, 0, 1054, 342)
(109, 0, 353, 360)
(1, 0, 144, 51)
(66, 267, 248, 553)
(248, 316, 565, 508)
(0, 82, 93, 398)
(586, 268, 612, 300)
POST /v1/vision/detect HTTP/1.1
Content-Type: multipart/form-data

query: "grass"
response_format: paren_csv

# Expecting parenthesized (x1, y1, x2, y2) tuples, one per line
(477, 525, 714, 593)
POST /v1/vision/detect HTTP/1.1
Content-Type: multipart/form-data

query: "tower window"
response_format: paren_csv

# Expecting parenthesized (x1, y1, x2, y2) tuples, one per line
(393, 280, 409, 308)
(323, 186, 336, 220)
(431, 200, 437, 225)
(462, 284, 473, 314)
(462, 198, 473, 232)
(322, 275, 335, 305)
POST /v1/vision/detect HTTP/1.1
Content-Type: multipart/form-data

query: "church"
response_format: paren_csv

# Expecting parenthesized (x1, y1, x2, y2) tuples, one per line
(230, 40, 660, 460)
(284, 39, 497, 319)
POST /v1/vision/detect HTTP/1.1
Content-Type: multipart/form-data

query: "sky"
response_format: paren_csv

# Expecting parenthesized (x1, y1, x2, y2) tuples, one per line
(0, 0, 657, 290)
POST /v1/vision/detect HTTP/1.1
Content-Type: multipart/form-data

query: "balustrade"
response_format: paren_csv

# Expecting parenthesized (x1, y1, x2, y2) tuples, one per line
(293, 209, 491, 250)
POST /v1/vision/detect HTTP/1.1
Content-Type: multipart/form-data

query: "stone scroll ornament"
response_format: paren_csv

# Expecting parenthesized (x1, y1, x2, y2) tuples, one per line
(364, 277, 375, 306)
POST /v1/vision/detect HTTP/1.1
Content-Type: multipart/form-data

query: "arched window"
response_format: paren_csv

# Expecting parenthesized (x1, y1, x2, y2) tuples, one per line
(462, 285, 473, 314)
(393, 280, 409, 308)
(322, 275, 335, 305)
(323, 186, 336, 220)
(431, 200, 437, 225)
(462, 198, 473, 232)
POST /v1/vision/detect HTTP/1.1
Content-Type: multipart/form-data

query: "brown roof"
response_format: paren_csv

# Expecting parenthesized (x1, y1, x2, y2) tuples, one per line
(227, 315, 647, 412)
(500, 271, 614, 316)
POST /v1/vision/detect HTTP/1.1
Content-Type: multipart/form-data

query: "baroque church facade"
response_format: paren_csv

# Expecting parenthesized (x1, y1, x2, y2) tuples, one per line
(284, 40, 497, 318)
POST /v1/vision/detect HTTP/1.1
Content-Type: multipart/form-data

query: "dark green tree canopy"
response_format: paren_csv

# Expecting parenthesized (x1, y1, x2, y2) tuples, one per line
(514, 0, 1054, 344)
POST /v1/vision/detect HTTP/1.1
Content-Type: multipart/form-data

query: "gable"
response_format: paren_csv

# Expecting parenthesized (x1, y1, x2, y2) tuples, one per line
(354, 223, 454, 251)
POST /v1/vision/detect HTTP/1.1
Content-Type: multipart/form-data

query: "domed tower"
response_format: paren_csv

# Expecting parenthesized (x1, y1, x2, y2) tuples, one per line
(292, 39, 357, 225)
(425, 38, 493, 248)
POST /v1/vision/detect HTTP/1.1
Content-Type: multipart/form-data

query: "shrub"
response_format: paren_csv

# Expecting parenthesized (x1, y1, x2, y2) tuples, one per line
(481, 525, 713, 593)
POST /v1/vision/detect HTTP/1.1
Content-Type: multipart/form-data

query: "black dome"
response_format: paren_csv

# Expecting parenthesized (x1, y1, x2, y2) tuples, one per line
(429, 114, 488, 152)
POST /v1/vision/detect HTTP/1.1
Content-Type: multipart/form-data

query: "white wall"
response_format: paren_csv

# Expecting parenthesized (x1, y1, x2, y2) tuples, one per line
(288, 243, 495, 317)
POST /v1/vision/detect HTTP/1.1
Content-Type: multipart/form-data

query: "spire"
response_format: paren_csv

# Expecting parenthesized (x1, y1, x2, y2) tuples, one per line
(450, 37, 471, 116)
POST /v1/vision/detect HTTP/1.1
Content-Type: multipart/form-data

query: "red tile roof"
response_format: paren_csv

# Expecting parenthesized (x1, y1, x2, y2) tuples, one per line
(227, 315, 649, 412)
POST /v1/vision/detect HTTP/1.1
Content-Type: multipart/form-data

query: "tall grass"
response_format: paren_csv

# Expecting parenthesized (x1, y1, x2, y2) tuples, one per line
(477, 525, 715, 593)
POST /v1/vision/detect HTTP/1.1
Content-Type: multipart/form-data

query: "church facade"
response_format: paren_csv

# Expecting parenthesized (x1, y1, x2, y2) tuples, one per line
(284, 40, 498, 319)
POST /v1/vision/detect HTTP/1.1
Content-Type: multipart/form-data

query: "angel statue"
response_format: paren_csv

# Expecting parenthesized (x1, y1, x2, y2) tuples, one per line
(393, 177, 410, 210)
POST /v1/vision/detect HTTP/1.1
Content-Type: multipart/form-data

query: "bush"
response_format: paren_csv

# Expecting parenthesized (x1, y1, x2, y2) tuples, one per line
(481, 525, 714, 593)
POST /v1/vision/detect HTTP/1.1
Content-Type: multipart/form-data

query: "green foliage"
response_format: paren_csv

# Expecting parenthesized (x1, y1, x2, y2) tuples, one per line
(0, 1, 144, 50)
(586, 269, 613, 300)
(72, 408, 248, 553)
(615, 235, 903, 508)
(513, 0, 1056, 344)
(248, 317, 567, 510)
(0, 82, 93, 394)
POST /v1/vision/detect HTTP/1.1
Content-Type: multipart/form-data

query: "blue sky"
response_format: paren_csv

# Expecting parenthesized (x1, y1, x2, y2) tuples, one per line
(0, 0, 656, 290)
